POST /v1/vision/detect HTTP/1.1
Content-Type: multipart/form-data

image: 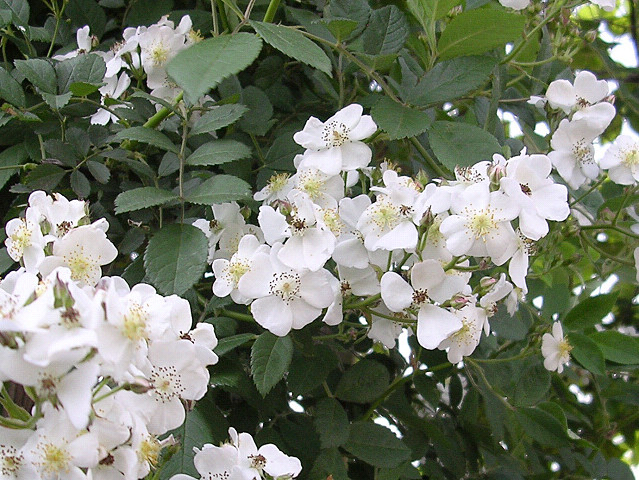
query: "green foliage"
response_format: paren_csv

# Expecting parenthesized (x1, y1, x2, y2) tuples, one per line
(144, 223, 208, 295)
(114, 187, 179, 214)
(250, 332, 294, 396)
(371, 96, 431, 139)
(428, 121, 502, 169)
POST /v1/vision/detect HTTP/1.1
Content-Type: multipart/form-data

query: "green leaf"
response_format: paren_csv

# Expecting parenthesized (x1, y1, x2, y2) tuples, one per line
(407, 56, 497, 106)
(238, 86, 274, 136)
(437, 10, 527, 60)
(0, 66, 25, 107)
(186, 140, 252, 167)
(69, 82, 100, 96)
(14, 58, 57, 94)
(250, 21, 332, 77)
(344, 422, 411, 468)
(250, 332, 294, 396)
(513, 363, 550, 407)
(371, 97, 431, 140)
(86, 160, 111, 183)
(335, 359, 390, 403)
(113, 126, 179, 153)
(55, 53, 106, 94)
(24, 164, 66, 191)
(214, 333, 257, 357)
(311, 448, 349, 480)
(568, 333, 605, 375)
(114, 187, 179, 214)
(190, 104, 248, 135)
(428, 121, 502, 171)
(563, 292, 618, 330)
(184, 175, 252, 205)
(0, 0, 28, 25)
(514, 407, 569, 447)
(407, 0, 461, 24)
(314, 398, 350, 448)
(287, 345, 338, 396)
(70, 170, 90, 197)
(589, 331, 639, 364)
(0, 143, 28, 190)
(363, 5, 409, 55)
(40, 91, 73, 110)
(318, 18, 358, 42)
(144, 224, 208, 295)
(166, 33, 262, 102)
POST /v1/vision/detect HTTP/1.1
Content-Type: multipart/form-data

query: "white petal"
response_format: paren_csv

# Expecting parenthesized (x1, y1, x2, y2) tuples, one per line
(380, 272, 413, 312)
(417, 304, 462, 349)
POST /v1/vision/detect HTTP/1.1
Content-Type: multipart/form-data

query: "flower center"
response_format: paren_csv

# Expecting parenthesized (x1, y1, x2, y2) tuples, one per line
(138, 436, 161, 468)
(122, 303, 148, 341)
(8, 219, 33, 259)
(412, 289, 429, 305)
(149, 42, 169, 66)
(38, 442, 71, 475)
(266, 173, 290, 195)
(1, 449, 23, 476)
(322, 120, 349, 148)
(320, 208, 344, 235)
(370, 198, 401, 231)
(64, 248, 95, 284)
(298, 171, 325, 199)
(269, 272, 301, 303)
(520, 183, 532, 196)
(225, 258, 251, 287)
(468, 210, 497, 239)
(249, 454, 267, 470)
(558, 338, 572, 359)
(150, 365, 184, 402)
(572, 139, 594, 164)
(621, 147, 639, 168)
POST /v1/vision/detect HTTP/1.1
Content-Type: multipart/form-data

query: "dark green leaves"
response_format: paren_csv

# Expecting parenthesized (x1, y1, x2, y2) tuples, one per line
(563, 293, 618, 330)
(0, 67, 25, 107)
(568, 333, 606, 375)
(14, 58, 56, 94)
(515, 407, 569, 447)
(251, 332, 294, 396)
(428, 121, 502, 170)
(114, 187, 179, 214)
(437, 10, 526, 60)
(314, 398, 350, 448)
(407, 56, 497, 106)
(589, 331, 639, 364)
(186, 140, 252, 167)
(191, 104, 248, 135)
(184, 175, 252, 205)
(144, 224, 208, 295)
(344, 422, 411, 468)
(250, 21, 332, 76)
(335, 359, 389, 403)
(113, 127, 179, 153)
(371, 97, 431, 140)
(55, 53, 106, 94)
(363, 5, 409, 55)
(0, 143, 27, 190)
(167, 33, 262, 102)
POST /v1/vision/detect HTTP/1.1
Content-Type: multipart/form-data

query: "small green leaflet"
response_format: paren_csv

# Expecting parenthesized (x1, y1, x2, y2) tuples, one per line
(250, 332, 294, 396)
(250, 21, 332, 77)
(167, 33, 263, 103)
(191, 104, 249, 135)
(428, 121, 502, 171)
(437, 10, 526, 60)
(371, 97, 430, 140)
(344, 422, 411, 468)
(143, 224, 208, 296)
(186, 140, 252, 167)
(184, 175, 252, 205)
(113, 126, 179, 153)
(114, 187, 179, 214)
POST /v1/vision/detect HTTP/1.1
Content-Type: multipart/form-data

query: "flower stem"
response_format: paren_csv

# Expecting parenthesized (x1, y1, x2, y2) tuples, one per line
(262, 0, 281, 23)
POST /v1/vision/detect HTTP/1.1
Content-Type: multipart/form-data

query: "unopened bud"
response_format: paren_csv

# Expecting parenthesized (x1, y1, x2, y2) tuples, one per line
(126, 378, 153, 394)
(480, 276, 497, 289)
(560, 8, 571, 26)
(584, 30, 597, 43)
(450, 295, 470, 309)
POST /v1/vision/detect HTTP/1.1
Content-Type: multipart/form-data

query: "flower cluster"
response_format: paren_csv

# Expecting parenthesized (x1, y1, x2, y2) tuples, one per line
(55, 15, 199, 125)
(0, 192, 219, 480)
(170, 427, 302, 480)
(197, 103, 576, 365)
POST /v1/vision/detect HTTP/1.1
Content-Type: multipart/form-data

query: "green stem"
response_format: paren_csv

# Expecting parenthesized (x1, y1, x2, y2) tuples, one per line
(144, 91, 184, 129)
(362, 373, 413, 420)
(569, 177, 606, 206)
(471, 349, 532, 364)
(344, 293, 381, 311)
(409, 137, 451, 180)
(216, 0, 231, 32)
(262, 0, 281, 23)
(219, 308, 255, 323)
(579, 224, 639, 240)
(0, 384, 31, 422)
(579, 232, 634, 266)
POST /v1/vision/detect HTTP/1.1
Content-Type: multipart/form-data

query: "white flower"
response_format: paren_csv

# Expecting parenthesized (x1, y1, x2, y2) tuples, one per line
(0, 426, 37, 480)
(38, 225, 118, 286)
(599, 134, 639, 185)
(230, 427, 302, 479)
(293, 104, 377, 176)
(90, 73, 131, 125)
(546, 71, 609, 114)
(254, 172, 293, 204)
(381, 260, 462, 349)
(238, 243, 334, 336)
(4, 208, 46, 273)
(548, 118, 602, 190)
(440, 181, 518, 265)
(541, 322, 571, 373)
(499, 152, 569, 240)
(438, 304, 487, 363)
(52, 25, 93, 60)
(508, 230, 536, 292)
(212, 234, 270, 304)
(367, 304, 404, 349)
